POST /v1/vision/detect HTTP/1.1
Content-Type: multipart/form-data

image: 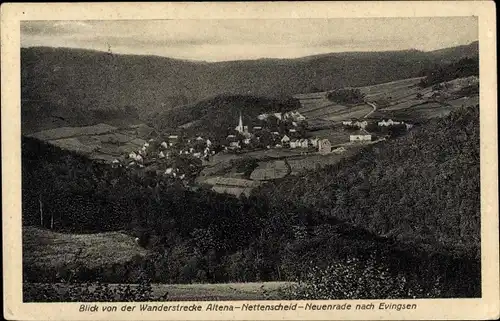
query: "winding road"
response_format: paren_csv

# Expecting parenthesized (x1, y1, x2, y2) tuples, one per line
(364, 101, 377, 118)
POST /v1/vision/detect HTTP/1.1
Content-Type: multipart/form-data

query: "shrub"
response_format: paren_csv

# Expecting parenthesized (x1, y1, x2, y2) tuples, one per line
(326, 88, 365, 105)
(280, 255, 443, 300)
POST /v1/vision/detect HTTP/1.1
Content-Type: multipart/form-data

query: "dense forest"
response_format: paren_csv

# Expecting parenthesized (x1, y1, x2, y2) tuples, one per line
(22, 105, 480, 299)
(147, 94, 300, 139)
(418, 56, 479, 88)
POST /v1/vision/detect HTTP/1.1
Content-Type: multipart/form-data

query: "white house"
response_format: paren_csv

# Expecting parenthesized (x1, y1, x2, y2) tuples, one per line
(206, 139, 212, 147)
(272, 131, 280, 136)
(405, 123, 414, 130)
(129, 151, 137, 160)
(378, 119, 402, 127)
(354, 120, 368, 129)
(342, 120, 353, 126)
(196, 136, 204, 141)
(281, 135, 291, 144)
(229, 141, 240, 148)
(193, 152, 201, 158)
(273, 113, 283, 120)
(333, 147, 347, 154)
(144, 142, 150, 147)
(136, 155, 144, 163)
(292, 122, 298, 127)
(310, 138, 319, 147)
(299, 139, 309, 148)
(253, 126, 262, 130)
(159, 151, 165, 159)
(289, 128, 297, 133)
(161, 141, 168, 149)
(243, 138, 251, 145)
(350, 130, 372, 142)
(112, 159, 120, 164)
(290, 140, 300, 149)
(257, 114, 268, 120)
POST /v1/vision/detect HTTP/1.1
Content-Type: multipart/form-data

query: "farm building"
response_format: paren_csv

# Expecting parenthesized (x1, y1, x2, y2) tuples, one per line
(318, 139, 332, 155)
(342, 120, 353, 126)
(333, 147, 347, 154)
(281, 135, 291, 144)
(299, 139, 309, 148)
(203, 177, 263, 198)
(310, 138, 319, 147)
(160, 141, 168, 149)
(350, 130, 372, 142)
(378, 119, 402, 127)
(253, 126, 262, 130)
(354, 120, 368, 129)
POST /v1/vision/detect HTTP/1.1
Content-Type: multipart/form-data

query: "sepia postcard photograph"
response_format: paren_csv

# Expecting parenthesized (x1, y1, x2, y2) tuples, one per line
(2, 2, 499, 320)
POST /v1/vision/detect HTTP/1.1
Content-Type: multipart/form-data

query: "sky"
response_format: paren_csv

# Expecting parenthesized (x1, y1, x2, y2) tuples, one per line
(21, 17, 478, 62)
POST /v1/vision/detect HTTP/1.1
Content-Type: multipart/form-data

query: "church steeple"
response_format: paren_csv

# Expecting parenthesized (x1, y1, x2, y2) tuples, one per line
(236, 111, 244, 133)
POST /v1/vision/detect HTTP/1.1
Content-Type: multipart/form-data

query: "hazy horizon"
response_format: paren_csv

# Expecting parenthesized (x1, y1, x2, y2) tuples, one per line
(21, 18, 478, 62)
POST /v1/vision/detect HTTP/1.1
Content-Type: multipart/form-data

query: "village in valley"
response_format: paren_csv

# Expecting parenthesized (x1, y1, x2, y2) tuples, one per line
(25, 71, 478, 198)
(114, 104, 416, 197)
(18, 14, 483, 304)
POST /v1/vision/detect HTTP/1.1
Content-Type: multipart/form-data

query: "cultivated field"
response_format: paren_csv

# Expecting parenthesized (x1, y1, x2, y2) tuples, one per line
(291, 77, 480, 125)
(26, 122, 154, 162)
(250, 160, 289, 180)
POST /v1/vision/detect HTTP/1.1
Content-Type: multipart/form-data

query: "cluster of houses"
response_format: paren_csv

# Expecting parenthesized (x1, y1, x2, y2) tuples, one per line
(341, 118, 414, 142)
(257, 111, 306, 122)
(112, 134, 215, 180)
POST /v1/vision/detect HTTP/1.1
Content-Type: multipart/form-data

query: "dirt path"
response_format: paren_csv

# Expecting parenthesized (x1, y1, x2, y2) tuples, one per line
(364, 101, 377, 118)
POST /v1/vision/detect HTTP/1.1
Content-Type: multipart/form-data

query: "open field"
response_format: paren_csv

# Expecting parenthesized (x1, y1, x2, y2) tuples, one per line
(28, 123, 118, 141)
(26, 123, 154, 162)
(23, 226, 147, 270)
(250, 160, 289, 180)
(293, 77, 425, 121)
(292, 77, 479, 125)
(24, 281, 293, 301)
(359, 77, 424, 101)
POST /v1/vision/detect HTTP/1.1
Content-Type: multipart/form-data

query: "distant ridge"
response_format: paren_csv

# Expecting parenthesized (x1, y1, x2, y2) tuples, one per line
(21, 42, 478, 133)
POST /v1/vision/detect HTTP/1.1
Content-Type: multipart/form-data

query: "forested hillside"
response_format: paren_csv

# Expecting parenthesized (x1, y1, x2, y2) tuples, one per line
(21, 42, 478, 133)
(254, 105, 480, 258)
(22, 105, 480, 298)
(148, 94, 300, 137)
